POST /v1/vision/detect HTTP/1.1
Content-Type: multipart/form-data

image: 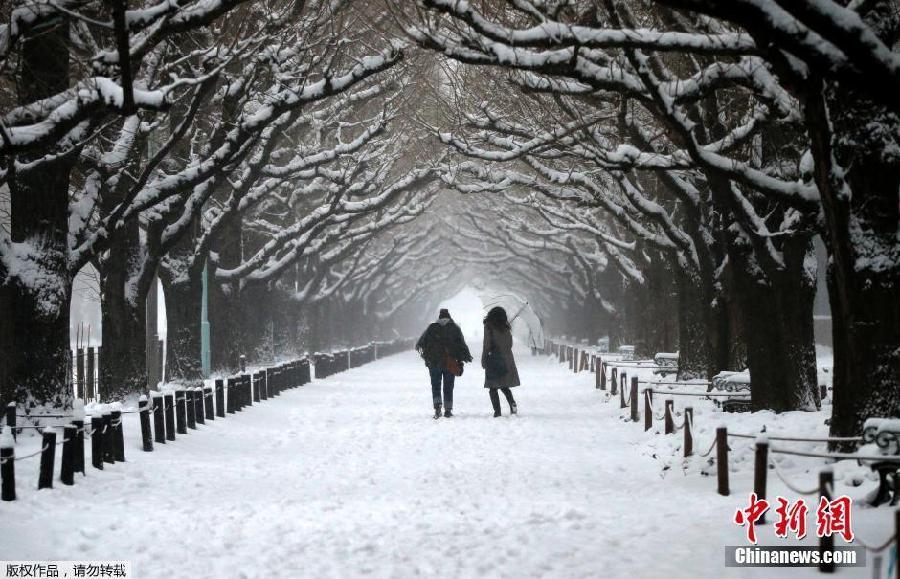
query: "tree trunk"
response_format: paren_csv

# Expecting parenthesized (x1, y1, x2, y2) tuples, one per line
(6, 13, 73, 410)
(0, 261, 12, 409)
(161, 274, 203, 382)
(676, 268, 712, 380)
(730, 236, 819, 411)
(98, 222, 149, 400)
(805, 71, 900, 438)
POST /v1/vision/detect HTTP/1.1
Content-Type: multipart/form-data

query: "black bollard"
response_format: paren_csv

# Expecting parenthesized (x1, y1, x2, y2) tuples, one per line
(1, 429, 14, 501)
(204, 386, 215, 421)
(194, 388, 205, 426)
(72, 418, 85, 475)
(260, 372, 268, 400)
(227, 379, 236, 413)
(664, 401, 675, 434)
(164, 393, 176, 441)
(684, 408, 694, 457)
(717, 427, 730, 496)
(253, 373, 261, 403)
(61, 425, 76, 485)
(139, 397, 153, 452)
(38, 430, 56, 490)
(753, 439, 769, 525)
(152, 393, 165, 444)
(111, 410, 125, 462)
(630, 377, 639, 422)
(175, 390, 187, 434)
(101, 411, 115, 464)
(5, 403, 15, 442)
(186, 389, 196, 430)
(91, 416, 103, 470)
(819, 469, 834, 573)
(243, 375, 251, 408)
(215, 380, 225, 418)
(644, 390, 653, 432)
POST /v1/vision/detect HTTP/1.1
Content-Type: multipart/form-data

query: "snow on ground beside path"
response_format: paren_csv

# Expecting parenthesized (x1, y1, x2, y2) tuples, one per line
(0, 349, 890, 578)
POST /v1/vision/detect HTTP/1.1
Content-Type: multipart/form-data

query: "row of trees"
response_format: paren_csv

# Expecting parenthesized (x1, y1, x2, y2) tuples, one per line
(396, 0, 899, 437)
(0, 0, 447, 411)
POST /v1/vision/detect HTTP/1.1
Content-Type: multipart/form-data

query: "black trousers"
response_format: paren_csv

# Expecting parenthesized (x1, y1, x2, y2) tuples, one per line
(489, 388, 516, 413)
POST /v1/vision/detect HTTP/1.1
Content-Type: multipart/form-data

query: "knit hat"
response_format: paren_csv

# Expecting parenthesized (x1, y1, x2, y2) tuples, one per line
(438, 308, 451, 319)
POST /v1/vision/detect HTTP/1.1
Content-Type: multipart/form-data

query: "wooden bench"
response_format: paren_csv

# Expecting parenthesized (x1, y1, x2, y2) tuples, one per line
(710, 371, 752, 412)
(653, 352, 678, 378)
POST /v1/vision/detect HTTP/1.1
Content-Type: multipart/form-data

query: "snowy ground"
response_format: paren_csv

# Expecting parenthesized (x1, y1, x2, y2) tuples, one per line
(1, 347, 892, 578)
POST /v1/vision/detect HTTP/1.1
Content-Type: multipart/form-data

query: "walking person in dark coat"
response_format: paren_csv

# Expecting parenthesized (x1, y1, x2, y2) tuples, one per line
(416, 309, 473, 419)
(482, 306, 521, 417)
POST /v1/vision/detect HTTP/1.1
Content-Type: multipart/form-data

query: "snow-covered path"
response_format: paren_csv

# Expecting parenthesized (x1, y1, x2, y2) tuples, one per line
(0, 349, 868, 578)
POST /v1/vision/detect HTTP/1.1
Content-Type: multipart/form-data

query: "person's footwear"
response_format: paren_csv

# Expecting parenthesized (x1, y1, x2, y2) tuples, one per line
(434, 404, 442, 419)
(444, 408, 453, 418)
(493, 410, 502, 418)
(510, 403, 518, 415)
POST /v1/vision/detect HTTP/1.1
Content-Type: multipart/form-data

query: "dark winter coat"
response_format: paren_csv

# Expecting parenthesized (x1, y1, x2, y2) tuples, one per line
(482, 322, 521, 388)
(416, 320, 473, 369)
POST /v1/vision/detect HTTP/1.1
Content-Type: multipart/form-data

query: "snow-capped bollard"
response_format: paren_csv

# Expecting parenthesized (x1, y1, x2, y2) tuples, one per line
(558, 346, 565, 364)
(619, 373, 627, 409)
(5, 402, 15, 442)
(185, 389, 196, 430)
(753, 436, 769, 524)
(684, 408, 694, 457)
(73, 400, 85, 474)
(215, 380, 225, 418)
(597, 359, 605, 390)
(175, 390, 187, 434)
(139, 397, 153, 452)
(717, 427, 729, 496)
(61, 424, 77, 485)
(240, 354, 246, 373)
(91, 415, 103, 470)
(620, 372, 626, 397)
(819, 468, 834, 573)
(610, 368, 618, 396)
(644, 389, 653, 432)
(253, 373, 262, 403)
(164, 393, 176, 441)
(630, 377, 639, 422)
(152, 392, 165, 444)
(100, 409, 115, 464)
(38, 429, 57, 489)
(664, 401, 675, 434)
(111, 410, 125, 462)
(204, 386, 214, 420)
(590, 355, 595, 373)
(569, 349, 574, 371)
(1, 427, 14, 500)
(226, 379, 236, 413)
(194, 387, 204, 426)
